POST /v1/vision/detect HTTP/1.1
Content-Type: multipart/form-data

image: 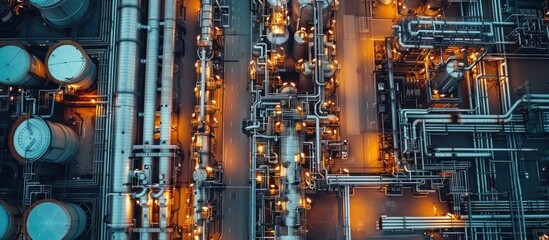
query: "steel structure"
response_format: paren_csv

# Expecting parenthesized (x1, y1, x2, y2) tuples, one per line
(0, 0, 549, 239)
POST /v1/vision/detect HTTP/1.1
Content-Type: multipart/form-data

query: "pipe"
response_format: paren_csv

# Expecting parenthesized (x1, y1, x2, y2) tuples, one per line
(158, 0, 177, 239)
(139, 0, 161, 238)
(386, 38, 400, 167)
(199, 0, 213, 123)
(343, 185, 352, 239)
(110, 0, 141, 238)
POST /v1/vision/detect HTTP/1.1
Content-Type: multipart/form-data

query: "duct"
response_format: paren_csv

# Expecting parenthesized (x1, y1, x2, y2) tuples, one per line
(138, 0, 161, 238)
(158, 0, 177, 238)
(110, 0, 141, 238)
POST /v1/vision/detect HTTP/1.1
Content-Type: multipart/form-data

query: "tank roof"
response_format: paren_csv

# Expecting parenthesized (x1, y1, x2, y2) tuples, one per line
(0, 45, 31, 85)
(0, 201, 9, 239)
(13, 118, 51, 161)
(29, 0, 63, 8)
(47, 43, 88, 83)
(26, 201, 73, 240)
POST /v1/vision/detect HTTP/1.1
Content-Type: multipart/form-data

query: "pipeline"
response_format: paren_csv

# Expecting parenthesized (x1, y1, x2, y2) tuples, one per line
(157, 0, 177, 239)
(386, 38, 401, 168)
(137, 0, 161, 238)
(192, 0, 215, 239)
(109, 0, 141, 238)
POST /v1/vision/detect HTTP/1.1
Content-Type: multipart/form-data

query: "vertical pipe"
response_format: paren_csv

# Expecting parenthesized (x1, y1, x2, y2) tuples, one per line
(385, 38, 400, 166)
(110, 0, 141, 238)
(140, 0, 161, 238)
(199, 0, 213, 123)
(158, 0, 177, 238)
(344, 185, 352, 240)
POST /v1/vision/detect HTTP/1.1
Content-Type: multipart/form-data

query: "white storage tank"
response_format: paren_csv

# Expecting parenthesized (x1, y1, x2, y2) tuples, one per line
(0, 44, 48, 87)
(46, 41, 96, 90)
(291, 0, 334, 30)
(8, 116, 78, 164)
(29, 0, 91, 28)
(0, 200, 21, 240)
(24, 199, 87, 240)
(292, 29, 308, 60)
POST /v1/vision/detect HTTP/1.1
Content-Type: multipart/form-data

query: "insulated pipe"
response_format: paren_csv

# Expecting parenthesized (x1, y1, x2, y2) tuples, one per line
(198, 0, 213, 123)
(280, 121, 302, 238)
(343, 185, 351, 239)
(158, 0, 177, 238)
(386, 38, 400, 166)
(393, 25, 435, 49)
(110, 0, 141, 238)
(139, 0, 161, 238)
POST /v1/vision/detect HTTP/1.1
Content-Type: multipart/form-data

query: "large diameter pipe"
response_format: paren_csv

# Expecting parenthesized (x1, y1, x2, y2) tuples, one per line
(386, 38, 400, 166)
(139, 0, 161, 238)
(200, 0, 213, 46)
(158, 0, 177, 239)
(110, 0, 141, 238)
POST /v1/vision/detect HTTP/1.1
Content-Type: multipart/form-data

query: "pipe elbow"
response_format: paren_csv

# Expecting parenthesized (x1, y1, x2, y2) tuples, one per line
(132, 187, 148, 199)
(151, 187, 165, 198)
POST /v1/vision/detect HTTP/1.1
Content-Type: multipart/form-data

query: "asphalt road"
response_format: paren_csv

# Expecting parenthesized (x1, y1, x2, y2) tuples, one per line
(220, 0, 252, 239)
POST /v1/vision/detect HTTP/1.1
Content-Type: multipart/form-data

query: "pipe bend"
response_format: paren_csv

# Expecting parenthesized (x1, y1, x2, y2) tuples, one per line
(132, 187, 148, 199)
(150, 187, 165, 198)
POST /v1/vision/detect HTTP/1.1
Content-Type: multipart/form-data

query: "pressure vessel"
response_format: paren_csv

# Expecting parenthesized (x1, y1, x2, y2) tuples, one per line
(0, 44, 48, 87)
(29, 0, 91, 28)
(24, 199, 87, 240)
(9, 116, 78, 164)
(46, 41, 96, 90)
(0, 200, 21, 240)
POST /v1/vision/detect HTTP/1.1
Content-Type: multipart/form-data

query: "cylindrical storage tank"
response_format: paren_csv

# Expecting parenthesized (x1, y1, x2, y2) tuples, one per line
(0, 200, 21, 240)
(268, 0, 289, 5)
(433, 60, 464, 94)
(9, 116, 78, 164)
(423, 0, 447, 15)
(400, 0, 425, 14)
(267, 27, 290, 45)
(29, 0, 91, 28)
(0, 45, 48, 87)
(292, 29, 308, 60)
(46, 41, 96, 90)
(24, 199, 87, 240)
(291, 0, 333, 31)
(0, 2, 14, 24)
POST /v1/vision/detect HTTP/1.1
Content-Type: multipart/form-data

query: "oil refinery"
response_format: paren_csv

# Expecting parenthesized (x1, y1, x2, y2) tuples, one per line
(1, 0, 549, 239)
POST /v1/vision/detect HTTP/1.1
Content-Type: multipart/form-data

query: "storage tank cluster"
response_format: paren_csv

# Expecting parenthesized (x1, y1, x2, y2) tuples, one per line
(24, 199, 87, 240)
(8, 116, 78, 164)
(0, 41, 96, 90)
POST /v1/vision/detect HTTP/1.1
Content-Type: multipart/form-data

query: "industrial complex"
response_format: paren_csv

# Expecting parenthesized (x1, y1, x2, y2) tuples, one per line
(1, 0, 549, 239)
